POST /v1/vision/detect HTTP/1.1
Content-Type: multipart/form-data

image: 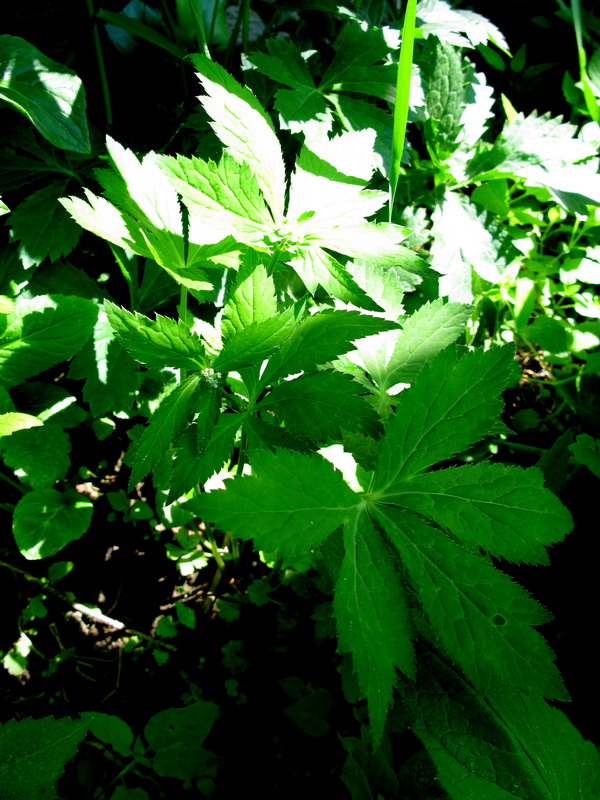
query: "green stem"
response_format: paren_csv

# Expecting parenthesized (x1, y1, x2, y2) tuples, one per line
(389, 0, 417, 219)
(86, 0, 113, 128)
(0, 471, 25, 494)
(205, 527, 226, 570)
(490, 440, 547, 454)
(241, 0, 251, 52)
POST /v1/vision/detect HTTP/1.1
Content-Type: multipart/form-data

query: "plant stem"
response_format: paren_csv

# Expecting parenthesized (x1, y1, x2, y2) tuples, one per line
(0, 471, 25, 494)
(490, 440, 547, 454)
(85, 0, 113, 129)
(389, 0, 417, 219)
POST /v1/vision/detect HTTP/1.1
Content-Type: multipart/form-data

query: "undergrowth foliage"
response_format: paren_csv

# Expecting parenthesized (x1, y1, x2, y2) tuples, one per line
(1, 2, 600, 798)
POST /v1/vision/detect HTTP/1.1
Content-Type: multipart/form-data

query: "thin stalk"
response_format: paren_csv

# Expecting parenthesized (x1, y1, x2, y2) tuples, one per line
(208, 0, 221, 46)
(389, 0, 417, 219)
(241, 0, 251, 52)
(0, 471, 26, 494)
(179, 285, 188, 382)
(108, 244, 137, 308)
(205, 527, 226, 570)
(85, 0, 113, 128)
(570, 0, 600, 121)
(187, 0, 211, 58)
(490, 440, 547, 454)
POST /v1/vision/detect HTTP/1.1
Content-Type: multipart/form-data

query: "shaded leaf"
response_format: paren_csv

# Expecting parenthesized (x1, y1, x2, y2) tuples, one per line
(13, 489, 94, 560)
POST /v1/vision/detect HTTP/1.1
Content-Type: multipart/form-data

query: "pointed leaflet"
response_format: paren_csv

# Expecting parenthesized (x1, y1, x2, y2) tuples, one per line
(167, 410, 241, 503)
(287, 246, 382, 311)
(129, 374, 202, 490)
(105, 302, 206, 371)
(385, 462, 572, 565)
(186, 448, 358, 561)
(409, 647, 600, 800)
(0, 35, 90, 153)
(334, 508, 414, 748)
(213, 305, 298, 373)
(355, 299, 471, 390)
(259, 370, 381, 442)
(189, 54, 286, 221)
(0, 294, 97, 387)
(221, 252, 278, 340)
(375, 506, 566, 701)
(374, 345, 514, 493)
(261, 310, 398, 386)
(157, 151, 274, 246)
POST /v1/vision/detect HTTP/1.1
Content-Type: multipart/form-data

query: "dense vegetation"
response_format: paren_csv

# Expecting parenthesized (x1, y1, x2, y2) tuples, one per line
(1, 1, 599, 797)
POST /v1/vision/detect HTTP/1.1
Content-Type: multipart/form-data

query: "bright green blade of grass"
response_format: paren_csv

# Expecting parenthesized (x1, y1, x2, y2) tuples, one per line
(570, 0, 600, 121)
(389, 0, 417, 218)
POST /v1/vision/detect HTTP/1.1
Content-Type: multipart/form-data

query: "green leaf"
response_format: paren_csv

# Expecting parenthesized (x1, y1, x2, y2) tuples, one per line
(13, 488, 94, 560)
(0, 197, 8, 216)
(0, 412, 42, 437)
(144, 702, 220, 780)
(157, 151, 274, 246)
(409, 647, 600, 800)
(0, 716, 88, 799)
(129, 374, 202, 489)
(378, 299, 471, 389)
(330, 95, 393, 179)
(96, 8, 186, 59)
(187, 448, 358, 560)
(9, 181, 81, 267)
(374, 345, 514, 491)
(189, 54, 286, 221)
(0, 294, 97, 387)
(249, 39, 316, 91)
(467, 112, 596, 183)
(321, 23, 394, 100)
(416, 1, 509, 51)
(0, 35, 90, 152)
(274, 87, 332, 134)
(214, 305, 298, 373)
(375, 506, 566, 700)
(69, 311, 141, 416)
(569, 433, 600, 478)
(334, 509, 414, 747)
(221, 252, 278, 340)
(387, 462, 572, 565)
(430, 190, 518, 303)
(287, 246, 382, 310)
(261, 310, 398, 386)
(105, 301, 206, 370)
(81, 712, 133, 757)
(259, 370, 381, 442)
(1, 423, 70, 489)
(167, 410, 240, 503)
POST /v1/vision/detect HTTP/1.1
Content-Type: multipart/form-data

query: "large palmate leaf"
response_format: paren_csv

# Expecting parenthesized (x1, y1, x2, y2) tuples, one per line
(105, 302, 206, 371)
(0, 294, 97, 387)
(0, 35, 90, 152)
(0, 716, 89, 799)
(334, 509, 414, 748)
(409, 647, 600, 800)
(375, 506, 566, 701)
(189, 54, 286, 221)
(187, 448, 358, 560)
(129, 374, 202, 489)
